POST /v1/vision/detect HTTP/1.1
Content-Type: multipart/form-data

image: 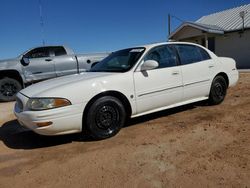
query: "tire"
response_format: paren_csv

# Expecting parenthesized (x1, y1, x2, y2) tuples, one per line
(208, 76, 227, 105)
(0, 77, 22, 102)
(85, 96, 126, 139)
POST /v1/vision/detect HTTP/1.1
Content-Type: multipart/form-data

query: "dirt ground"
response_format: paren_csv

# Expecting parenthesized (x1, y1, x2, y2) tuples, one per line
(0, 73, 249, 188)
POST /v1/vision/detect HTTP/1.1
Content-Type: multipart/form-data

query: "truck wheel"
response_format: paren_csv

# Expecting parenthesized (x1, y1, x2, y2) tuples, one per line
(85, 96, 126, 139)
(0, 77, 22, 102)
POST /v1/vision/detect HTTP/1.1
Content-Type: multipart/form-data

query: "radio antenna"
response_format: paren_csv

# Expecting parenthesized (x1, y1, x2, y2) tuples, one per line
(39, 0, 45, 46)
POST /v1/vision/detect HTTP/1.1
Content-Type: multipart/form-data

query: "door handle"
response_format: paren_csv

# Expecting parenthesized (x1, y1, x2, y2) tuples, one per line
(45, 59, 52, 62)
(209, 65, 214, 68)
(172, 71, 179, 75)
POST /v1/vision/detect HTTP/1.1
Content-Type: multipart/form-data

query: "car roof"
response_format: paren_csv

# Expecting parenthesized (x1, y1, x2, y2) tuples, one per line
(135, 41, 203, 50)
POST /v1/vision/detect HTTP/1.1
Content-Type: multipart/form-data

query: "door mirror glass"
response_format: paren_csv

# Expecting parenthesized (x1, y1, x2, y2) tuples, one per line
(21, 57, 30, 66)
(141, 60, 159, 71)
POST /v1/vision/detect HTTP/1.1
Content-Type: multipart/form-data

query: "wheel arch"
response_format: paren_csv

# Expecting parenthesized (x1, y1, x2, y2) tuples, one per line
(0, 70, 24, 88)
(82, 90, 132, 126)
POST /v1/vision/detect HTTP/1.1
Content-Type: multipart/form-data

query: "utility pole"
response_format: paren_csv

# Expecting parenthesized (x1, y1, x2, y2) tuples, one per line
(168, 14, 171, 40)
(39, 0, 45, 46)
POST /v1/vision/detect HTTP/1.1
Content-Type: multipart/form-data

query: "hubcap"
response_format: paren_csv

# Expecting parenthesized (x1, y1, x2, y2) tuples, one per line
(0, 82, 17, 97)
(95, 105, 119, 130)
(214, 82, 224, 100)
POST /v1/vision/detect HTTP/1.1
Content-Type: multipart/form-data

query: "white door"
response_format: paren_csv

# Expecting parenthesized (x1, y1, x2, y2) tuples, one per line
(134, 45, 183, 114)
(174, 44, 214, 101)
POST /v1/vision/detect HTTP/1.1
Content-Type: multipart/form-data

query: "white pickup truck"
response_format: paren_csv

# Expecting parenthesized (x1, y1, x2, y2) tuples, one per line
(0, 45, 109, 101)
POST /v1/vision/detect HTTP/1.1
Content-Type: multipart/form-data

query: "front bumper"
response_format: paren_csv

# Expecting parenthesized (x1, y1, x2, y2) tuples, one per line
(14, 93, 86, 136)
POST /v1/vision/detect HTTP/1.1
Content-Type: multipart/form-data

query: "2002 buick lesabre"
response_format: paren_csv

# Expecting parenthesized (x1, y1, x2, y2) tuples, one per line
(14, 42, 239, 139)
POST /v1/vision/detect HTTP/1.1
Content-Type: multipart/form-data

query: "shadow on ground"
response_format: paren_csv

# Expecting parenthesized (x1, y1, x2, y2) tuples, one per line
(0, 120, 92, 150)
(0, 102, 205, 150)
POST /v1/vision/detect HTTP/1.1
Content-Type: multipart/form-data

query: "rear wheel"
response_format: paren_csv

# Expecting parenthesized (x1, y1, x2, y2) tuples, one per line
(208, 76, 227, 105)
(0, 77, 22, 102)
(85, 96, 126, 139)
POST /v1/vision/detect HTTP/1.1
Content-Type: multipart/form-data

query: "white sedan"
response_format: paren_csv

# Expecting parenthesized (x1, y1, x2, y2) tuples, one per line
(14, 42, 239, 139)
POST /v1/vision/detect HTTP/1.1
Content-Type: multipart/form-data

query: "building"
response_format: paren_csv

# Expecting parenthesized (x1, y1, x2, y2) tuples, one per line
(169, 4, 250, 69)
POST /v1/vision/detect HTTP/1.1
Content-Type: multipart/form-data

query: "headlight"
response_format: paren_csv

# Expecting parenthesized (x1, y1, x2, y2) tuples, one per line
(27, 98, 71, 111)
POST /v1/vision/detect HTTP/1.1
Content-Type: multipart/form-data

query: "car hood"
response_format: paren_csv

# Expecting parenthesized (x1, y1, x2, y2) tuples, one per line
(20, 72, 116, 98)
(0, 58, 19, 69)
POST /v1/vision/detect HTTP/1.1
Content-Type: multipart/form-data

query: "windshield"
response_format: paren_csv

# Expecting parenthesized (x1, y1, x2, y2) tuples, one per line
(89, 47, 145, 72)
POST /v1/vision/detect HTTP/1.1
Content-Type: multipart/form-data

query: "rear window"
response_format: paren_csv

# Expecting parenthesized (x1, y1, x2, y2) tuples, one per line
(50, 47, 67, 56)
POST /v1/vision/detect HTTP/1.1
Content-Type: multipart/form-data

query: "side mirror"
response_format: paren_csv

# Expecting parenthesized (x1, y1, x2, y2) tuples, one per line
(21, 57, 30, 66)
(141, 60, 159, 71)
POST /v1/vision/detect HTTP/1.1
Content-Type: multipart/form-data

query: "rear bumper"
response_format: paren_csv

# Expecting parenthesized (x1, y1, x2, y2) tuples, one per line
(229, 69, 239, 87)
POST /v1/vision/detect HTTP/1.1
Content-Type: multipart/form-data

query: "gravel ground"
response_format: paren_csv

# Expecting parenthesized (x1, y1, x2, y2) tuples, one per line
(0, 73, 249, 188)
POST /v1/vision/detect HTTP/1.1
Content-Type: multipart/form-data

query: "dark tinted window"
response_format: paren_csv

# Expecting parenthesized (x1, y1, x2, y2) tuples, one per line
(50, 47, 67, 56)
(198, 47, 211, 60)
(24, 47, 49, 58)
(145, 45, 177, 68)
(175, 44, 211, 65)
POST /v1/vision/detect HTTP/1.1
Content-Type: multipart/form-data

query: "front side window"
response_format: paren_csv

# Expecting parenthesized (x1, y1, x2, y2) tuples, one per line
(145, 45, 177, 68)
(90, 48, 145, 72)
(24, 47, 49, 59)
(175, 44, 210, 65)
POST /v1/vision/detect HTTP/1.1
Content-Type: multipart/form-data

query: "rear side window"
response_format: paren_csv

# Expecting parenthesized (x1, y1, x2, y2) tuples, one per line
(175, 44, 210, 65)
(50, 47, 67, 56)
(198, 47, 211, 60)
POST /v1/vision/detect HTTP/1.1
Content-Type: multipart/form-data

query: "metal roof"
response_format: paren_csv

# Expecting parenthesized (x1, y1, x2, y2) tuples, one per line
(196, 4, 250, 32)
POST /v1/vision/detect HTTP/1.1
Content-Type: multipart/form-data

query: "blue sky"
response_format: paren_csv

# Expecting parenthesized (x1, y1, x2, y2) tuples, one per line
(0, 0, 249, 59)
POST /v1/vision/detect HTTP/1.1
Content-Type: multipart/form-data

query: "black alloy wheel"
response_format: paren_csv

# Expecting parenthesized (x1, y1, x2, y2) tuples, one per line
(85, 96, 126, 139)
(0, 77, 22, 102)
(209, 76, 227, 105)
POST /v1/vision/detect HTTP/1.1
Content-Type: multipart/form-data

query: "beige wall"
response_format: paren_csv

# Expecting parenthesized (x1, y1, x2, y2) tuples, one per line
(172, 26, 204, 40)
(215, 30, 250, 69)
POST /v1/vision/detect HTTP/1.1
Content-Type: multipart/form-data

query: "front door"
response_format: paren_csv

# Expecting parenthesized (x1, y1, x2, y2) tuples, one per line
(134, 45, 183, 114)
(22, 47, 56, 82)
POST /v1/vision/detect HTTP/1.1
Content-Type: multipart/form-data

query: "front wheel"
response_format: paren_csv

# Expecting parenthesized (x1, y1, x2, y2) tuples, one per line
(208, 76, 227, 105)
(0, 77, 22, 102)
(85, 96, 126, 139)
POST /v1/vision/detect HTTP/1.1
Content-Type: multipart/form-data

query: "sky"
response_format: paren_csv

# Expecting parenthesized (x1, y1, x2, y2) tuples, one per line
(0, 0, 249, 59)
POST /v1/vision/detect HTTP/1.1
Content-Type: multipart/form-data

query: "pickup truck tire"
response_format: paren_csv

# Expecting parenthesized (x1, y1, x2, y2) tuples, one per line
(0, 77, 22, 102)
(208, 76, 227, 105)
(85, 96, 126, 140)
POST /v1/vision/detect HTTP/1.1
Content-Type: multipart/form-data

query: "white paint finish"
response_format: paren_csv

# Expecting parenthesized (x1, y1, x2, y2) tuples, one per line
(134, 66, 182, 114)
(14, 42, 239, 136)
(181, 59, 214, 101)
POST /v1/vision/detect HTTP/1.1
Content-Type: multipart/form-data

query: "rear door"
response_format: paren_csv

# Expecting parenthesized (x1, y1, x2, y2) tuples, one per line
(174, 44, 214, 101)
(50, 47, 78, 77)
(22, 47, 56, 82)
(134, 45, 183, 114)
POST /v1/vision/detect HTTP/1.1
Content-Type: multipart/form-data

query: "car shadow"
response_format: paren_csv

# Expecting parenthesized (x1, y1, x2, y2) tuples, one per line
(0, 101, 207, 150)
(0, 120, 93, 150)
(126, 101, 206, 127)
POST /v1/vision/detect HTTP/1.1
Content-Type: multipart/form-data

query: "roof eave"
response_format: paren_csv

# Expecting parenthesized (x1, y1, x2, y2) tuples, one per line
(169, 22, 224, 39)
